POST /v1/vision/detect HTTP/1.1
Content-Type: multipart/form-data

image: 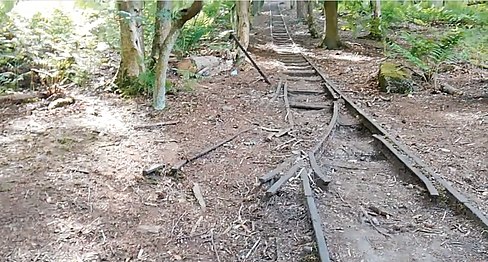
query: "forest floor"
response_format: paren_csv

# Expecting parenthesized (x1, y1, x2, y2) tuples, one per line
(1, 4, 487, 262)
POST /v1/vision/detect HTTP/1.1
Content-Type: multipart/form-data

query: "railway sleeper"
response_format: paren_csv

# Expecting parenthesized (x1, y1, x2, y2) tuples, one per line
(284, 70, 317, 77)
(289, 102, 329, 110)
(287, 76, 323, 82)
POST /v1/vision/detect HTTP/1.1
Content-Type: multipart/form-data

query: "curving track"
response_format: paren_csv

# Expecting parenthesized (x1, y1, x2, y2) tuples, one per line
(260, 2, 488, 262)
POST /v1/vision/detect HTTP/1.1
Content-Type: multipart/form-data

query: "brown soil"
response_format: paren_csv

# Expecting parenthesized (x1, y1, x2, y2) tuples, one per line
(1, 3, 487, 262)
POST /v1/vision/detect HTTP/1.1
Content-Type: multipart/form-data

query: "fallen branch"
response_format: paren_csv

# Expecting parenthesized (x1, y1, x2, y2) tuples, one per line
(229, 33, 271, 85)
(282, 81, 295, 127)
(142, 164, 165, 176)
(134, 120, 179, 129)
(271, 79, 283, 101)
(192, 183, 206, 209)
(210, 229, 221, 262)
(171, 128, 251, 173)
(245, 238, 261, 259)
(0, 91, 50, 104)
(360, 206, 391, 238)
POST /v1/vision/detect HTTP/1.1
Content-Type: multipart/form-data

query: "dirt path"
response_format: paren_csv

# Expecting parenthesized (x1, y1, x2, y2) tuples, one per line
(1, 2, 487, 262)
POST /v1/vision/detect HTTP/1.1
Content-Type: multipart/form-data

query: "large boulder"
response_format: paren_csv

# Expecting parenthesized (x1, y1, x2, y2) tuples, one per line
(176, 56, 233, 77)
(378, 62, 415, 94)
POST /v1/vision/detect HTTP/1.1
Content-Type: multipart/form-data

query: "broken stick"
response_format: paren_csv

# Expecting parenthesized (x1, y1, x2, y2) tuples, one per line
(134, 120, 179, 129)
(229, 33, 271, 85)
(171, 127, 251, 173)
(271, 79, 283, 101)
(192, 183, 206, 209)
(0, 91, 50, 104)
(283, 81, 295, 127)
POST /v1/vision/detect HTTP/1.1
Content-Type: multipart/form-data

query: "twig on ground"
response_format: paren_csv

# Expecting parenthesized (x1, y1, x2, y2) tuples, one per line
(210, 229, 221, 262)
(0, 91, 50, 104)
(171, 211, 188, 236)
(133, 120, 179, 129)
(274, 137, 297, 150)
(271, 79, 283, 101)
(170, 127, 251, 174)
(142, 164, 165, 176)
(192, 183, 206, 209)
(282, 81, 295, 127)
(360, 206, 390, 238)
(190, 216, 204, 235)
(245, 238, 261, 259)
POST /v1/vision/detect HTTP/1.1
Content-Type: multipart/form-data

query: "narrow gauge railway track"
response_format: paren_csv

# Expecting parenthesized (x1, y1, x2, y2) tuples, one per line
(260, 3, 488, 262)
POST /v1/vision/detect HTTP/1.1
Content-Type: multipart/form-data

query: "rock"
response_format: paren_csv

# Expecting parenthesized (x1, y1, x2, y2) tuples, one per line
(177, 56, 227, 77)
(48, 97, 75, 110)
(177, 58, 197, 74)
(137, 225, 161, 234)
(378, 62, 415, 94)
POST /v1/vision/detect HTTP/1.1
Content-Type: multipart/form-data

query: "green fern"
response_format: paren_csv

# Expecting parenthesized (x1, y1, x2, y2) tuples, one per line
(388, 30, 464, 82)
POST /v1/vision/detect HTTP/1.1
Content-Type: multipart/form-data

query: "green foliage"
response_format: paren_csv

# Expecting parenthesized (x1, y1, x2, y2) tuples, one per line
(174, 0, 234, 55)
(387, 29, 464, 81)
(381, 2, 488, 27)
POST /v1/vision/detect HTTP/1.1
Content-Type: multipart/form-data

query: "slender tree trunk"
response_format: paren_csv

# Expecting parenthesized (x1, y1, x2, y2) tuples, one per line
(236, 0, 250, 60)
(321, 1, 340, 49)
(116, 0, 145, 88)
(296, 0, 306, 20)
(431, 0, 444, 6)
(150, 0, 172, 69)
(153, 1, 203, 110)
(369, 0, 382, 40)
(306, 0, 318, 38)
(285, 0, 291, 9)
(252, 0, 264, 15)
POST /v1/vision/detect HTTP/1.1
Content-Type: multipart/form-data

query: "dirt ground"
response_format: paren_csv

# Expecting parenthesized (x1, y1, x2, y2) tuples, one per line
(1, 3, 487, 262)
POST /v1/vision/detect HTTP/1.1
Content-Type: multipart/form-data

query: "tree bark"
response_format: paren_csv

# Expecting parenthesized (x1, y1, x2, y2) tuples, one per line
(116, 0, 145, 88)
(150, 0, 172, 69)
(369, 0, 382, 40)
(306, 0, 318, 38)
(252, 0, 264, 16)
(236, 0, 250, 60)
(153, 1, 203, 110)
(321, 1, 340, 49)
(296, 0, 307, 21)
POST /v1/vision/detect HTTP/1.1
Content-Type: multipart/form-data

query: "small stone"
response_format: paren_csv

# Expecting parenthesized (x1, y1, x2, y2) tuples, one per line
(137, 225, 161, 234)
(406, 184, 414, 189)
(371, 217, 380, 226)
(222, 105, 234, 111)
(302, 245, 313, 254)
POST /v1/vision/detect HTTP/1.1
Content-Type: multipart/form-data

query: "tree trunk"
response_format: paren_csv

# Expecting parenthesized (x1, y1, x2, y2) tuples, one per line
(285, 0, 292, 9)
(150, 0, 172, 69)
(321, 1, 340, 49)
(236, 0, 250, 60)
(296, 0, 306, 21)
(369, 0, 382, 40)
(153, 1, 203, 110)
(116, 0, 145, 88)
(306, 0, 318, 38)
(431, 0, 444, 6)
(252, 0, 264, 15)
